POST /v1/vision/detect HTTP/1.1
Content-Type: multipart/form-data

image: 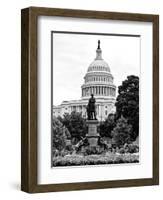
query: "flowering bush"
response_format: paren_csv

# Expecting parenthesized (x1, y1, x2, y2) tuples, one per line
(53, 153, 139, 167)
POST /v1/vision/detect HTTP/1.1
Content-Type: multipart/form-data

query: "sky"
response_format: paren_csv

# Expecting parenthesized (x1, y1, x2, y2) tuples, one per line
(53, 32, 140, 106)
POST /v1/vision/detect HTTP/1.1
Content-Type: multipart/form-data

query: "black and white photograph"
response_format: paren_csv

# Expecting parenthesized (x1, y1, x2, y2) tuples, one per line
(52, 32, 140, 167)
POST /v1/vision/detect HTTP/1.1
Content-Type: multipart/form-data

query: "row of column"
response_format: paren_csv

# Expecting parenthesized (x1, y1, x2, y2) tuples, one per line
(70, 105, 84, 112)
(85, 76, 112, 83)
(82, 86, 115, 97)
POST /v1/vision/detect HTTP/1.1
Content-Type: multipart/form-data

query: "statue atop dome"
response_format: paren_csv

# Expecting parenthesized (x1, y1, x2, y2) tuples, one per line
(98, 40, 100, 49)
(95, 40, 102, 60)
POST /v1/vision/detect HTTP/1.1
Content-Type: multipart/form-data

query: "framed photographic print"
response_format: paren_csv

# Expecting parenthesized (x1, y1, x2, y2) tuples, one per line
(21, 7, 159, 193)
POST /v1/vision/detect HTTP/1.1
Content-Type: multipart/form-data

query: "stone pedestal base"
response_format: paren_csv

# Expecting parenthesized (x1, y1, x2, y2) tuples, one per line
(86, 120, 99, 147)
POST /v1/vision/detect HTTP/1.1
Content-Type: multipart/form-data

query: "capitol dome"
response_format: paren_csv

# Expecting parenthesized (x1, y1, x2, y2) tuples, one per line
(81, 40, 116, 100)
(87, 59, 111, 73)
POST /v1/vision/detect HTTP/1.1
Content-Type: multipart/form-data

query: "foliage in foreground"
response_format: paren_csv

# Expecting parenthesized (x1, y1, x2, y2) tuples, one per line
(60, 111, 87, 143)
(52, 116, 71, 152)
(111, 116, 133, 147)
(99, 113, 116, 138)
(53, 153, 139, 167)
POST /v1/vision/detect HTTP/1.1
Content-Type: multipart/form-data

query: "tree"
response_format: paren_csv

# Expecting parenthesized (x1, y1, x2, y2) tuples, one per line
(62, 111, 87, 143)
(111, 116, 132, 147)
(52, 116, 71, 152)
(115, 75, 139, 140)
(99, 113, 116, 138)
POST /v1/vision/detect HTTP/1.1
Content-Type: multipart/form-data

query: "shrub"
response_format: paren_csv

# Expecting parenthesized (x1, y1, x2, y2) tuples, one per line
(82, 146, 104, 156)
(111, 116, 132, 147)
(128, 144, 139, 153)
(52, 117, 71, 153)
(118, 147, 125, 154)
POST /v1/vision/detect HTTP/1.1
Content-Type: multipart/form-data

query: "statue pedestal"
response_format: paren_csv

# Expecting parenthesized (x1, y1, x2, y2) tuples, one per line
(86, 120, 99, 147)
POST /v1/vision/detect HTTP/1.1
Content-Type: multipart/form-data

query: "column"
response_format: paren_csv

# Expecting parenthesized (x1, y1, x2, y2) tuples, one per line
(93, 86, 95, 95)
(97, 105, 99, 116)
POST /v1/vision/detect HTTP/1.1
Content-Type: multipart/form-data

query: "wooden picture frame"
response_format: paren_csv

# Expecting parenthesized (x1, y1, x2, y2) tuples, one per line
(21, 7, 159, 193)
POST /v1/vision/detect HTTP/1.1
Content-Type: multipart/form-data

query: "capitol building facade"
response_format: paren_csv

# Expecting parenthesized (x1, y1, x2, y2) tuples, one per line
(53, 40, 116, 121)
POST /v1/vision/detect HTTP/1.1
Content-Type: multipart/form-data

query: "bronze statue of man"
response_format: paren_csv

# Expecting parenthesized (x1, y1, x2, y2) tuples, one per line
(87, 94, 97, 120)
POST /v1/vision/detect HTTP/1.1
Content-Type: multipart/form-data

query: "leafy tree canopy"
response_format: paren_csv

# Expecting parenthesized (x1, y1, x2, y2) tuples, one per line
(61, 111, 87, 142)
(99, 113, 116, 138)
(115, 75, 139, 140)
